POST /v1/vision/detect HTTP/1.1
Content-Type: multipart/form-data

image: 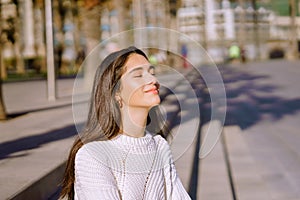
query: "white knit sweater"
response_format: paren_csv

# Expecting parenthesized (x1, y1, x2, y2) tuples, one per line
(74, 132, 191, 200)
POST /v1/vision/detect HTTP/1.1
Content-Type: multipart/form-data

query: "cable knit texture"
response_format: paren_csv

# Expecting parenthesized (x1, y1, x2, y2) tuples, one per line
(74, 132, 191, 200)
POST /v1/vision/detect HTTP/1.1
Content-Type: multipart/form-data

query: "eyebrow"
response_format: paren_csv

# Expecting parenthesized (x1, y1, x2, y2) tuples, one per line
(128, 65, 155, 74)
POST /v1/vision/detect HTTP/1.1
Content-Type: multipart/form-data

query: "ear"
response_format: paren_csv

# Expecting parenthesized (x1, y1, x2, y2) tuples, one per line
(115, 93, 123, 108)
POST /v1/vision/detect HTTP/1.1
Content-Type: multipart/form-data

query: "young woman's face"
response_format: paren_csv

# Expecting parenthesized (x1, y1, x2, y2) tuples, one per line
(119, 53, 160, 109)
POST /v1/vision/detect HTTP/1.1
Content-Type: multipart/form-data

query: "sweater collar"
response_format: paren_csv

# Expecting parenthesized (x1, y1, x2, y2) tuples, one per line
(112, 131, 155, 147)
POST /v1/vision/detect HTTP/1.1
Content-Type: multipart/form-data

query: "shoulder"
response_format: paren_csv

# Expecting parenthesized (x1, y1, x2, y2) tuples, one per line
(153, 134, 171, 149)
(153, 134, 167, 143)
(75, 140, 128, 171)
(74, 143, 119, 190)
(75, 141, 113, 167)
(76, 141, 103, 158)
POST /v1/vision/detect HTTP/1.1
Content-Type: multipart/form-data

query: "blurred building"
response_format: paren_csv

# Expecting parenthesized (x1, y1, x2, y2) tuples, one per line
(0, 0, 86, 76)
(269, 0, 300, 58)
(0, 0, 299, 80)
(1, 0, 43, 75)
(177, 0, 274, 62)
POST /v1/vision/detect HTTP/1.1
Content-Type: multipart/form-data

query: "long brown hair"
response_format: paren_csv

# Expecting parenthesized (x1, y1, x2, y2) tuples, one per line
(60, 46, 167, 199)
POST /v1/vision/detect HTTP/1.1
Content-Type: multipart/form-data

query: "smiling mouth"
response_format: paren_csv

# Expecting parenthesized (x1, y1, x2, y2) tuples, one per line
(145, 88, 159, 94)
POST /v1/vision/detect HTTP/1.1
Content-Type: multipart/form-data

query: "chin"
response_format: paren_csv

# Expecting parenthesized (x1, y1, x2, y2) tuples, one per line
(144, 100, 160, 109)
(151, 100, 161, 108)
(152, 97, 161, 105)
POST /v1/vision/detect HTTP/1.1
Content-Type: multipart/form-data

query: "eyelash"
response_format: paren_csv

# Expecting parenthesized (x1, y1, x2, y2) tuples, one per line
(133, 71, 155, 78)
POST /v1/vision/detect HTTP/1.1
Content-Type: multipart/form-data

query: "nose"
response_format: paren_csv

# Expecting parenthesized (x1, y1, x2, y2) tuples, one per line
(146, 73, 159, 88)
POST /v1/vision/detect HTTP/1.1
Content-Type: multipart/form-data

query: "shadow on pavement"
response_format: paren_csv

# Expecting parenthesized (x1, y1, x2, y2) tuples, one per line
(200, 64, 300, 130)
(0, 123, 81, 160)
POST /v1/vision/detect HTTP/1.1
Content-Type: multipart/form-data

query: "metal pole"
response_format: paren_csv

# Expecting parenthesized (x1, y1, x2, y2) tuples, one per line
(45, 0, 56, 101)
(289, 0, 298, 60)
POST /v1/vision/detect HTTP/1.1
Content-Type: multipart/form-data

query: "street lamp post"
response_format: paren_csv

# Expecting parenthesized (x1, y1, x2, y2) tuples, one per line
(45, 0, 56, 101)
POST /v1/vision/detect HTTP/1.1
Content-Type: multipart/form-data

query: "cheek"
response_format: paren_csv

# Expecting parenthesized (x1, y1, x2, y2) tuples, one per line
(120, 80, 144, 103)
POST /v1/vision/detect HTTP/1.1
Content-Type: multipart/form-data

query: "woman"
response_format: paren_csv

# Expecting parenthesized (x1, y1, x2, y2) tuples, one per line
(60, 46, 191, 199)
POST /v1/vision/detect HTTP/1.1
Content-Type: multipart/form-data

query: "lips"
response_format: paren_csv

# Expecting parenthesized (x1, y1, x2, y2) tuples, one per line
(144, 87, 159, 94)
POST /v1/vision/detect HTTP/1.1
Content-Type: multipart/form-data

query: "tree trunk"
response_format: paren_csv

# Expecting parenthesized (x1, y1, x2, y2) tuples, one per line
(0, 84, 6, 120)
(0, 4, 7, 120)
(0, 44, 7, 120)
(16, 1, 25, 74)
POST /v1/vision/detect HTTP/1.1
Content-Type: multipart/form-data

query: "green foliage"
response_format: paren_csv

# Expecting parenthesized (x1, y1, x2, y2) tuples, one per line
(4, 71, 47, 82)
(271, 0, 299, 16)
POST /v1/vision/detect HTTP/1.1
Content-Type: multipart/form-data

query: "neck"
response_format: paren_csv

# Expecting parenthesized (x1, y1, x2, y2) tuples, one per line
(120, 106, 149, 138)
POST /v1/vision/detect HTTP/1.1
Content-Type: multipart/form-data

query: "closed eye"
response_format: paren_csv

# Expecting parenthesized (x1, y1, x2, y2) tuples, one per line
(129, 65, 155, 77)
(133, 74, 143, 78)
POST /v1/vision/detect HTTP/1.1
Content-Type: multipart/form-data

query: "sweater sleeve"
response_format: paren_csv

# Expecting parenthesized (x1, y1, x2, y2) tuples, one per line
(157, 137, 191, 200)
(74, 145, 121, 200)
(164, 162, 191, 200)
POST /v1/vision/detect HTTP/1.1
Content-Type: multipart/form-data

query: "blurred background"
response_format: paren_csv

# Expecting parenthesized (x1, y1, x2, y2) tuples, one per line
(0, 0, 300, 199)
(0, 0, 299, 78)
(0, 0, 299, 119)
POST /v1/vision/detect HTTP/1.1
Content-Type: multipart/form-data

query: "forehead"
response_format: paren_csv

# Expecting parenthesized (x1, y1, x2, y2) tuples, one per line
(125, 53, 150, 71)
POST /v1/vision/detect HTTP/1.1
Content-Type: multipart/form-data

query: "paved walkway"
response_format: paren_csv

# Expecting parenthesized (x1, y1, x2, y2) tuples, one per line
(0, 69, 195, 199)
(2, 78, 86, 115)
(1, 59, 300, 200)
(197, 59, 300, 200)
(0, 78, 85, 200)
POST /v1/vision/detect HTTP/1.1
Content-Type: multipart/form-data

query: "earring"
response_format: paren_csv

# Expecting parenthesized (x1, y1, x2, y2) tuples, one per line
(117, 99, 123, 108)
